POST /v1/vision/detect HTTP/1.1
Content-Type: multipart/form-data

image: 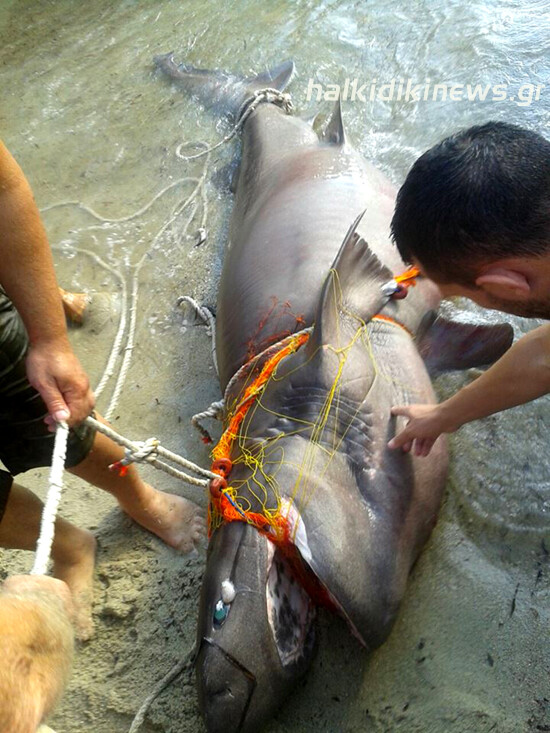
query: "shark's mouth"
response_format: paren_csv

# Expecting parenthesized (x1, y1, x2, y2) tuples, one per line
(265, 540, 316, 667)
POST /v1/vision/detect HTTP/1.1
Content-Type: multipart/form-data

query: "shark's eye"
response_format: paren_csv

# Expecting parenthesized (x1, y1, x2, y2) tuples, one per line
(213, 599, 230, 627)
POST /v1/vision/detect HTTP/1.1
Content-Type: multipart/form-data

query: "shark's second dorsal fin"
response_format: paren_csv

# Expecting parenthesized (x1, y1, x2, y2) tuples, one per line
(321, 97, 345, 145)
(307, 212, 393, 353)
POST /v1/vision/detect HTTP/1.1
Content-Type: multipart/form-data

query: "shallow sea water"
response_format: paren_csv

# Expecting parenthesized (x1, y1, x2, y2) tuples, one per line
(0, 1, 549, 731)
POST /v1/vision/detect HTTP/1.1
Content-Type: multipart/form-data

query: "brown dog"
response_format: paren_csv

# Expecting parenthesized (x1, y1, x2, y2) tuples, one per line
(0, 575, 74, 733)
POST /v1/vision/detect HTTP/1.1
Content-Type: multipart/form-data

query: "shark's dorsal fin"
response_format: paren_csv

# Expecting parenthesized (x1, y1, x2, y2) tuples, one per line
(307, 212, 393, 353)
(321, 97, 345, 145)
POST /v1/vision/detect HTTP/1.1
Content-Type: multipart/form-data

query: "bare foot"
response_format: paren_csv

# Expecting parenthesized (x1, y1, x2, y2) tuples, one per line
(122, 487, 205, 553)
(52, 529, 97, 642)
(59, 287, 90, 324)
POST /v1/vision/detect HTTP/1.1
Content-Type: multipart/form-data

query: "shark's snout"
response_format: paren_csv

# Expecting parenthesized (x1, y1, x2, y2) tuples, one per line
(195, 521, 317, 733)
(197, 638, 255, 733)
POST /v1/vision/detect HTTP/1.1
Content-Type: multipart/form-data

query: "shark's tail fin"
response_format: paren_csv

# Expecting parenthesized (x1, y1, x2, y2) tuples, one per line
(154, 54, 295, 117)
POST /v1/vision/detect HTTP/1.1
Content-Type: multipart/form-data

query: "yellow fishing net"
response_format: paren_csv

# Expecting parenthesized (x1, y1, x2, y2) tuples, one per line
(207, 268, 419, 547)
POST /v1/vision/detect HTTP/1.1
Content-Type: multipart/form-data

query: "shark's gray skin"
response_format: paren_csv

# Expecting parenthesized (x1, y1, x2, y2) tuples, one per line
(155, 55, 513, 733)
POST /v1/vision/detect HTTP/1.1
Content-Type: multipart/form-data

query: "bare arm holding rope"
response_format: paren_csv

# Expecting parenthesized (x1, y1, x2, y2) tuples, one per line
(0, 140, 94, 428)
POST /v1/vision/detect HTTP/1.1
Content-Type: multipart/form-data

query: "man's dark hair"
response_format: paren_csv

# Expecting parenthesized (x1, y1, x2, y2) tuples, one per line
(391, 121, 550, 285)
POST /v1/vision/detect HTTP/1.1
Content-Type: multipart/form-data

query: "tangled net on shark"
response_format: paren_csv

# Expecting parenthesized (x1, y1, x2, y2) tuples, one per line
(206, 264, 421, 563)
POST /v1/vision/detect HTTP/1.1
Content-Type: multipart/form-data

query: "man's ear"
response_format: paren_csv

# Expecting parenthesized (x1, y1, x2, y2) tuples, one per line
(475, 267, 531, 298)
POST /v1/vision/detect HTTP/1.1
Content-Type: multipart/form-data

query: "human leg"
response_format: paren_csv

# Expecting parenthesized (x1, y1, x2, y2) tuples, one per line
(0, 480, 96, 641)
(68, 417, 204, 554)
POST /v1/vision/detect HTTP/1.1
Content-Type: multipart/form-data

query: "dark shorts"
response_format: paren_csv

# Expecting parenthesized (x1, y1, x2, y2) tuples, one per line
(0, 287, 95, 524)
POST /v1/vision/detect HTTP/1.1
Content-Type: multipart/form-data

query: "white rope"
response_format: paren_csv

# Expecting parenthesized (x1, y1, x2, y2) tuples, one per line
(100, 156, 211, 420)
(176, 87, 293, 161)
(177, 295, 218, 377)
(128, 644, 196, 733)
(191, 399, 225, 444)
(178, 295, 222, 442)
(103, 189, 203, 421)
(51, 244, 129, 402)
(43, 149, 212, 421)
(41, 177, 200, 223)
(31, 421, 70, 575)
(84, 415, 217, 486)
(103, 257, 144, 421)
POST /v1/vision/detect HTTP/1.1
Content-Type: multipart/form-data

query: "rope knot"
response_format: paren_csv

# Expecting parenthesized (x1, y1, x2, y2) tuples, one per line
(252, 88, 293, 114)
(110, 437, 160, 476)
(236, 87, 294, 125)
(191, 399, 225, 445)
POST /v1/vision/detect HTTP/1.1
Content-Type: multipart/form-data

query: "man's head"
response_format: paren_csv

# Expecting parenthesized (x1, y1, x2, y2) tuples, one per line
(391, 121, 550, 318)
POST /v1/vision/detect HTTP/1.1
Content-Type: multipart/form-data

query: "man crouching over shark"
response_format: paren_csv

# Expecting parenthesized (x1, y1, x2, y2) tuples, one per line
(154, 54, 514, 733)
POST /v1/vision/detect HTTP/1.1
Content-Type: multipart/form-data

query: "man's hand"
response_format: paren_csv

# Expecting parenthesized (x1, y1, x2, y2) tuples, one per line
(25, 339, 95, 429)
(387, 403, 457, 457)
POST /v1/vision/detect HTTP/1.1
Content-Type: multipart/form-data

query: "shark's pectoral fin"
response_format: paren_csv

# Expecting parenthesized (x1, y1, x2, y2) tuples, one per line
(307, 211, 394, 354)
(417, 314, 514, 374)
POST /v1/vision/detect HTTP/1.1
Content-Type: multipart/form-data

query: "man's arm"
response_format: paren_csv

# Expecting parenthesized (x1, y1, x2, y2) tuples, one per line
(388, 323, 550, 456)
(0, 141, 94, 426)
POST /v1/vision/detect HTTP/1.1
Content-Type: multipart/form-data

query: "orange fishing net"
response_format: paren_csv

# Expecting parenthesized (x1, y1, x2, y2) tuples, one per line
(206, 265, 417, 542)
(395, 265, 421, 287)
(208, 330, 311, 540)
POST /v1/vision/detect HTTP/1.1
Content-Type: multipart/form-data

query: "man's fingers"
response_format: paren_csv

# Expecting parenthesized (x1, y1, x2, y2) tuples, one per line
(36, 381, 71, 423)
(390, 405, 412, 418)
(424, 438, 436, 457)
(41, 382, 94, 427)
(63, 385, 94, 426)
(388, 429, 412, 450)
(389, 401, 449, 455)
(26, 344, 94, 427)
